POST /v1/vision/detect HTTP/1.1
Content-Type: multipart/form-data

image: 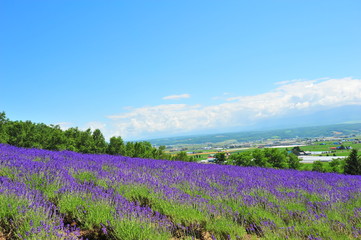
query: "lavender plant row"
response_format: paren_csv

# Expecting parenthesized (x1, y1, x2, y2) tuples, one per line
(0, 143, 360, 240)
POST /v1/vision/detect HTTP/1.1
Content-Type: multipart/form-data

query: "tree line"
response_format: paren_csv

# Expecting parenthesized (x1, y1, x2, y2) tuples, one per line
(215, 148, 300, 169)
(311, 149, 361, 175)
(216, 146, 361, 175)
(0, 112, 194, 161)
(1, 111, 359, 174)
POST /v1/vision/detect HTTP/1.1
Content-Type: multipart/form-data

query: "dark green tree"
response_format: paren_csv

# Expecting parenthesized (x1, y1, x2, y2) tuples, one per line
(7, 121, 30, 147)
(291, 146, 303, 156)
(0, 112, 7, 122)
(344, 149, 361, 175)
(78, 129, 94, 153)
(173, 151, 189, 161)
(264, 148, 288, 169)
(252, 149, 270, 167)
(48, 125, 67, 150)
(230, 151, 253, 166)
(0, 111, 188, 161)
(64, 127, 82, 152)
(134, 141, 153, 158)
(0, 111, 9, 143)
(329, 158, 341, 173)
(214, 152, 226, 164)
(312, 161, 325, 173)
(107, 136, 125, 155)
(125, 142, 135, 157)
(153, 145, 167, 159)
(287, 153, 300, 169)
(92, 129, 107, 153)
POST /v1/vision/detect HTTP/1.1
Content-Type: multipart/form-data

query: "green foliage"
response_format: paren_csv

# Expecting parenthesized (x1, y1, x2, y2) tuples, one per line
(312, 161, 325, 172)
(24, 173, 60, 199)
(58, 193, 117, 231)
(288, 152, 301, 169)
(172, 151, 191, 161)
(0, 111, 171, 161)
(206, 217, 247, 239)
(291, 146, 303, 156)
(214, 152, 226, 164)
(230, 148, 300, 169)
(0, 167, 16, 180)
(0, 111, 7, 123)
(111, 218, 171, 240)
(344, 149, 361, 175)
(329, 158, 343, 173)
(264, 148, 288, 169)
(0, 111, 9, 143)
(58, 194, 87, 218)
(301, 160, 347, 173)
(58, 193, 114, 230)
(92, 129, 107, 153)
(72, 171, 97, 183)
(0, 195, 28, 220)
(0, 194, 61, 239)
(78, 129, 95, 153)
(253, 149, 271, 168)
(229, 151, 254, 166)
(115, 183, 246, 239)
(106, 136, 125, 155)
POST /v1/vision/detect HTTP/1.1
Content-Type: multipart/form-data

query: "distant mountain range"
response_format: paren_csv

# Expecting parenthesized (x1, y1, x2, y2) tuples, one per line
(148, 122, 361, 146)
(247, 105, 361, 131)
(147, 105, 361, 145)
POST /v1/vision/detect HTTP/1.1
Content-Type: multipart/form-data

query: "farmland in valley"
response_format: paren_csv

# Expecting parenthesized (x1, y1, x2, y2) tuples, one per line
(1, 144, 361, 240)
(148, 123, 361, 146)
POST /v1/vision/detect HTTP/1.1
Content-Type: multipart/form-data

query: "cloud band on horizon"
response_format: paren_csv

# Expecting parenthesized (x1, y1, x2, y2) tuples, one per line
(106, 78, 361, 140)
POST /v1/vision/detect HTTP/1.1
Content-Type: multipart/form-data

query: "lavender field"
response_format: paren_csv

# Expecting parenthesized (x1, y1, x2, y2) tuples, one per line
(0, 144, 361, 240)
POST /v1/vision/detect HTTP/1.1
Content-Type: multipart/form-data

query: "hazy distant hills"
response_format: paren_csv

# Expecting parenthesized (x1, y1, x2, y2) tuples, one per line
(148, 105, 361, 145)
(148, 123, 361, 146)
(250, 105, 361, 130)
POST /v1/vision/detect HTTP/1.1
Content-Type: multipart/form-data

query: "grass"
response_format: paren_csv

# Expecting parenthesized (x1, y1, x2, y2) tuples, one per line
(111, 219, 171, 240)
(1, 144, 361, 239)
(117, 184, 207, 223)
(0, 166, 16, 180)
(72, 171, 97, 183)
(114, 183, 248, 239)
(300, 161, 345, 173)
(300, 141, 361, 153)
(0, 194, 63, 239)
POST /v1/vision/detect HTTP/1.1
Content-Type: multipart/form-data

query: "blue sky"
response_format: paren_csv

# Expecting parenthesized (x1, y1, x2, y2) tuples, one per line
(1, 0, 361, 140)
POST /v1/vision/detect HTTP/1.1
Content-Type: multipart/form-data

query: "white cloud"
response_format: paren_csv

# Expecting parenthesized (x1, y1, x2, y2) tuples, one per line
(274, 79, 302, 85)
(212, 92, 233, 100)
(107, 78, 361, 140)
(162, 94, 191, 100)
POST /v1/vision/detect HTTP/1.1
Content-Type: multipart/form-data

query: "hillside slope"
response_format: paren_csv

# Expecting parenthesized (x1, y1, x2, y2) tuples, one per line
(1, 144, 361, 239)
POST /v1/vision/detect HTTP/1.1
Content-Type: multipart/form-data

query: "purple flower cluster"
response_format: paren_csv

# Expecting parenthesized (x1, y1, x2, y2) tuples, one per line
(1, 143, 361, 239)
